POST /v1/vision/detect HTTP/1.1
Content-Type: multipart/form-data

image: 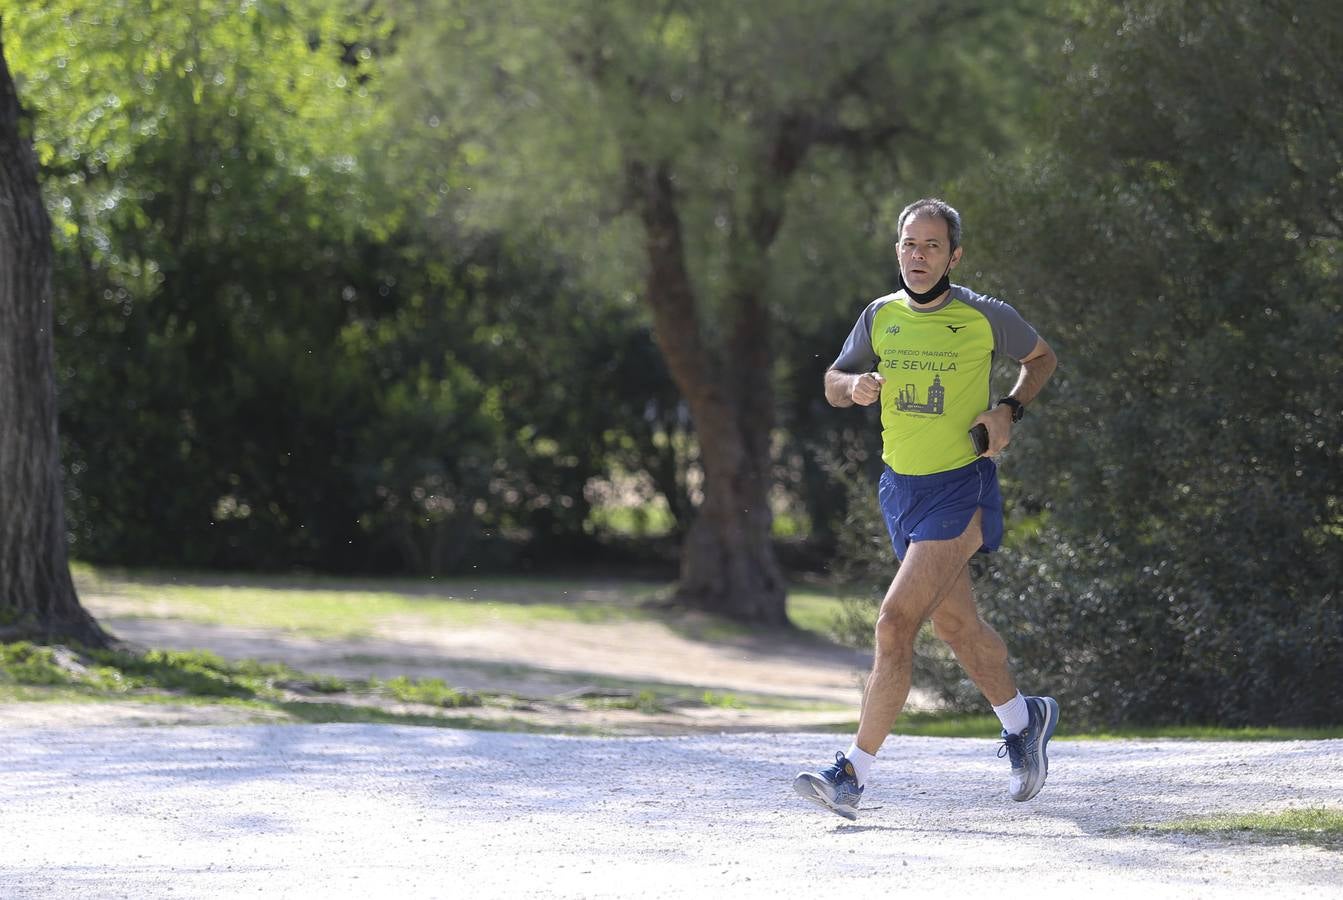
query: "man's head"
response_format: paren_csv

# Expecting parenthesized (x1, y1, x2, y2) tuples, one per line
(896, 198, 963, 301)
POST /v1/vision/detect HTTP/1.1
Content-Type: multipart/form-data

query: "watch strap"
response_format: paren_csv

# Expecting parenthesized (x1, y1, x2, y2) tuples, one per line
(996, 396, 1025, 422)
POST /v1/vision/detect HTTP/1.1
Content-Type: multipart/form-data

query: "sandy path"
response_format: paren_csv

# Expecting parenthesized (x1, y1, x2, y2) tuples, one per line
(2, 726, 1339, 898)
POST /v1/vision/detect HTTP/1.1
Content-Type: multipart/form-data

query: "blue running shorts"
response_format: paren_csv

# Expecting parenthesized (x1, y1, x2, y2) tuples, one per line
(878, 457, 1004, 562)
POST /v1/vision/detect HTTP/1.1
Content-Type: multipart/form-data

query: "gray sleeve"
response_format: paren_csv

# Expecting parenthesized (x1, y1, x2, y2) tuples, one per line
(829, 298, 885, 372)
(957, 288, 1040, 361)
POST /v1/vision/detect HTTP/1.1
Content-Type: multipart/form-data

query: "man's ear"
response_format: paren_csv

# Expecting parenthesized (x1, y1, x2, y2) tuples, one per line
(949, 246, 964, 270)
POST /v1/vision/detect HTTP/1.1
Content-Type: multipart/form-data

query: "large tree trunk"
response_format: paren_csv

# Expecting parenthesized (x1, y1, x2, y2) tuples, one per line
(0, 31, 111, 647)
(630, 161, 788, 626)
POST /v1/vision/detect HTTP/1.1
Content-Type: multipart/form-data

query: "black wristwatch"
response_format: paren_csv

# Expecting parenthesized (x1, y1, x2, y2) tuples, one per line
(996, 396, 1025, 423)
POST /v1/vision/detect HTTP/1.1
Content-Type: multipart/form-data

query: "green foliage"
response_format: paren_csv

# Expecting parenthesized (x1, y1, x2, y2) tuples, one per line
(954, 0, 1343, 727)
(7, 0, 396, 567)
(387, 0, 1052, 554)
(4, 0, 685, 573)
(823, 0, 1342, 727)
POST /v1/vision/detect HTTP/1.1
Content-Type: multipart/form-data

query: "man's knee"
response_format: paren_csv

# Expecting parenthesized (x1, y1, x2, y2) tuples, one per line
(932, 612, 976, 648)
(936, 614, 1007, 664)
(934, 612, 1001, 654)
(874, 606, 923, 655)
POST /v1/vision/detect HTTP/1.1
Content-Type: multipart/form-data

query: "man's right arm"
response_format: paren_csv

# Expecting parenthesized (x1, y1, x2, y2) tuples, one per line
(825, 367, 885, 407)
(827, 298, 885, 407)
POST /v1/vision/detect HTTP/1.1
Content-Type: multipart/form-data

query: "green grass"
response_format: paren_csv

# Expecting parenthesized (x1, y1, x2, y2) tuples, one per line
(0, 638, 846, 731)
(1064, 723, 1343, 741)
(76, 567, 666, 638)
(785, 588, 847, 638)
(701, 690, 745, 709)
(382, 676, 481, 708)
(803, 710, 1343, 742)
(581, 689, 665, 714)
(0, 641, 504, 726)
(76, 565, 851, 647)
(1132, 808, 1343, 850)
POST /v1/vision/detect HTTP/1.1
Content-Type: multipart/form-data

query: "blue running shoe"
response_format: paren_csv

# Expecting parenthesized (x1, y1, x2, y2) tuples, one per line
(997, 695, 1059, 802)
(793, 751, 864, 820)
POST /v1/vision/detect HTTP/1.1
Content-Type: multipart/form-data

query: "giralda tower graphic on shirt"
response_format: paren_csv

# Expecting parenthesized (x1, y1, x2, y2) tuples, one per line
(895, 374, 945, 415)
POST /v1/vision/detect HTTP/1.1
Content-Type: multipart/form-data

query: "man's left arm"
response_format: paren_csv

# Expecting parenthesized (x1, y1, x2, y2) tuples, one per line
(973, 337, 1058, 456)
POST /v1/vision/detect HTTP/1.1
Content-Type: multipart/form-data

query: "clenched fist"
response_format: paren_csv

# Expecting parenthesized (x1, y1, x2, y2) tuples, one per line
(850, 372, 885, 406)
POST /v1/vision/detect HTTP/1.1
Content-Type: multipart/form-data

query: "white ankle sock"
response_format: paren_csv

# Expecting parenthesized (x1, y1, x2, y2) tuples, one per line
(844, 743, 876, 786)
(993, 692, 1030, 735)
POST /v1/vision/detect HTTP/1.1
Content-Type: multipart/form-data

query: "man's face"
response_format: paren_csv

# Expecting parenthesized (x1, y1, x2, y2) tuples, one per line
(898, 214, 962, 296)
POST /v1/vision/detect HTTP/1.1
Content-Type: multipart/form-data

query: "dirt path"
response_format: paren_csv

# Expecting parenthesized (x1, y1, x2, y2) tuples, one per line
(3, 725, 1339, 897)
(2, 586, 915, 733)
(5, 585, 1340, 896)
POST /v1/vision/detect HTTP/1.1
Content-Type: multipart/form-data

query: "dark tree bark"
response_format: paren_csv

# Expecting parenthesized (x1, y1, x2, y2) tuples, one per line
(628, 160, 789, 626)
(621, 105, 849, 626)
(0, 27, 111, 647)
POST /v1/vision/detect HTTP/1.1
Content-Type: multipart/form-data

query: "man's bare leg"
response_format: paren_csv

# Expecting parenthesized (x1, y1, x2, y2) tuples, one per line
(929, 565, 1017, 707)
(930, 563, 1059, 802)
(854, 511, 985, 756)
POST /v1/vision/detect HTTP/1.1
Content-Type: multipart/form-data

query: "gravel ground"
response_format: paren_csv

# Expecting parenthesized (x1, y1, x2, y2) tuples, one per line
(2, 725, 1340, 898)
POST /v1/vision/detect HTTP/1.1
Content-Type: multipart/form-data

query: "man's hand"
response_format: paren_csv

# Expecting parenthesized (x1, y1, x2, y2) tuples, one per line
(850, 372, 885, 406)
(970, 403, 1015, 456)
(824, 367, 885, 407)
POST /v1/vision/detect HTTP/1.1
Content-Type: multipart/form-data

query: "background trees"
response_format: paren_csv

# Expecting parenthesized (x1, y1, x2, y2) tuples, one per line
(0, 22, 108, 645)
(2, 0, 1337, 722)
(384, 0, 1041, 621)
(951, 0, 1342, 726)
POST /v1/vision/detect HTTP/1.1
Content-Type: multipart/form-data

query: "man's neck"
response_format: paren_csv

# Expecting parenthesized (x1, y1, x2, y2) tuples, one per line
(908, 289, 951, 309)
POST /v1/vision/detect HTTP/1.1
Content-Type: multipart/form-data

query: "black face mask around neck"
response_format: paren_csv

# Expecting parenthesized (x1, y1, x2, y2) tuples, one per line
(898, 259, 953, 304)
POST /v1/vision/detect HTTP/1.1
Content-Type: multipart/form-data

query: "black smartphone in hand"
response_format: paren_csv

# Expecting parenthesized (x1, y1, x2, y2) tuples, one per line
(969, 423, 989, 456)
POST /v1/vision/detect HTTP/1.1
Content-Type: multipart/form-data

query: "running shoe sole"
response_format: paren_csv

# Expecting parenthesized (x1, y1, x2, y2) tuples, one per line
(792, 772, 860, 821)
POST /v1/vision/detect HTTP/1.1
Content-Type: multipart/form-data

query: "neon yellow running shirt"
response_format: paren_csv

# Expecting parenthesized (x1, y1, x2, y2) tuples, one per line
(831, 285, 1039, 476)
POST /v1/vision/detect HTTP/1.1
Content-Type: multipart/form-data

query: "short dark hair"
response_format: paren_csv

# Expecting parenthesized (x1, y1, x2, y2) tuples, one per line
(897, 198, 962, 252)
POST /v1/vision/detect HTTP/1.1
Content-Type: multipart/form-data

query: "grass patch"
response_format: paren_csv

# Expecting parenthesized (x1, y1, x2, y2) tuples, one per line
(801, 711, 1343, 741)
(0, 640, 502, 727)
(892, 713, 1003, 738)
(381, 676, 481, 708)
(5, 640, 832, 731)
(1065, 724, 1343, 741)
(701, 690, 745, 709)
(786, 588, 848, 640)
(76, 565, 853, 648)
(75, 567, 667, 638)
(580, 689, 665, 714)
(1132, 808, 1343, 850)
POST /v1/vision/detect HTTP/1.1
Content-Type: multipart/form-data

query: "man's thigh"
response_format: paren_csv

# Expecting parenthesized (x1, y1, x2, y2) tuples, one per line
(880, 509, 984, 624)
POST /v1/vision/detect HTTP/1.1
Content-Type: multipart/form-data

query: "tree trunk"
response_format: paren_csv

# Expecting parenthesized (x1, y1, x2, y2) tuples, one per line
(0, 32, 111, 647)
(630, 161, 788, 626)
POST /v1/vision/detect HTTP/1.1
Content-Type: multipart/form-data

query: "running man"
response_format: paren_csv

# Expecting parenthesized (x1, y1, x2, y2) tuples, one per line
(794, 198, 1059, 820)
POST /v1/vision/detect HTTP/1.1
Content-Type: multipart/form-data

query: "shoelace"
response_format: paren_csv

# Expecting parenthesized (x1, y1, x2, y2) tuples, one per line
(820, 751, 853, 783)
(997, 732, 1026, 768)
